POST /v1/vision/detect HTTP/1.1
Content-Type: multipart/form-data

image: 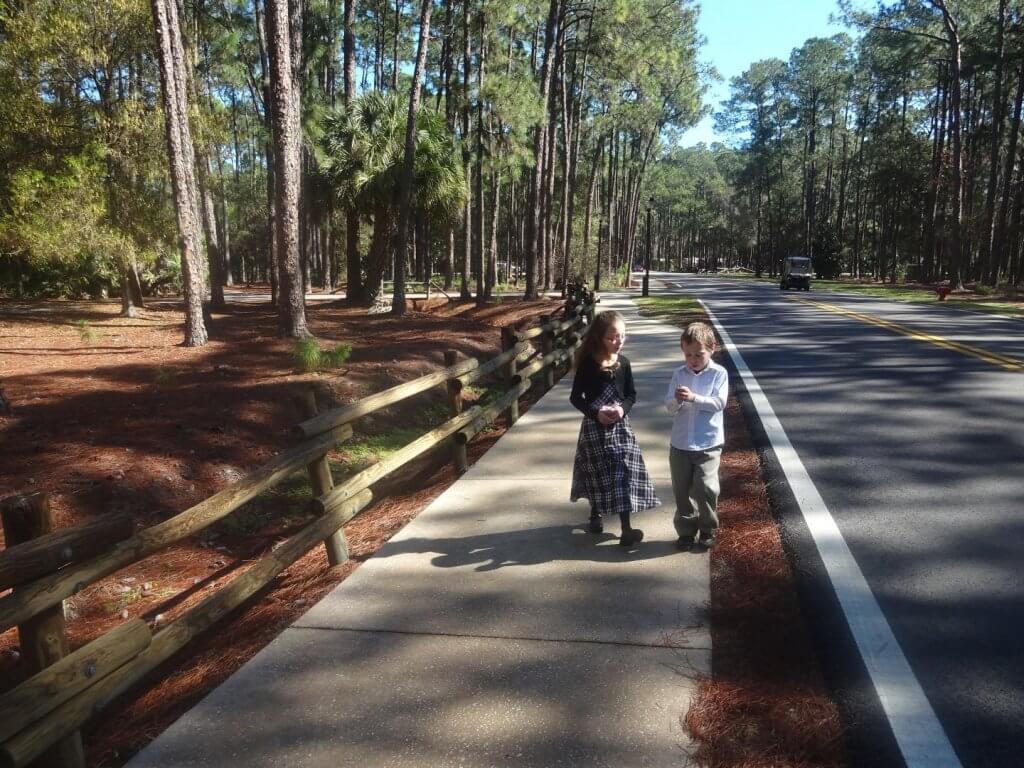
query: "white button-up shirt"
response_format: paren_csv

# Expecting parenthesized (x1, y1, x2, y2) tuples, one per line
(664, 360, 728, 451)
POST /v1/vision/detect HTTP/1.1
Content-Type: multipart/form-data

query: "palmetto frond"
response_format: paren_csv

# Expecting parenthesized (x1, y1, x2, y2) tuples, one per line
(316, 91, 465, 221)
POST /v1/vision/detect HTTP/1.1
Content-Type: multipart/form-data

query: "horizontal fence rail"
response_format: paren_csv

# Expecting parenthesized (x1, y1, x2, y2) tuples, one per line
(0, 289, 597, 768)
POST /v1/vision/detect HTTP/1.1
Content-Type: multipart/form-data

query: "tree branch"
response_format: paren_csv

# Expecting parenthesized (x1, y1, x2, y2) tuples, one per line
(871, 23, 948, 46)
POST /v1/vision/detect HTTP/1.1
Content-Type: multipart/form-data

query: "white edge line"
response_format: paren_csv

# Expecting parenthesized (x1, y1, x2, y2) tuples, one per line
(699, 298, 962, 768)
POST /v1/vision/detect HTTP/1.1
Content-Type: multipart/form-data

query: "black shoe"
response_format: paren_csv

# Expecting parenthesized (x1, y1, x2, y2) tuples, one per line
(696, 532, 717, 550)
(588, 515, 603, 534)
(619, 528, 644, 547)
(676, 536, 695, 552)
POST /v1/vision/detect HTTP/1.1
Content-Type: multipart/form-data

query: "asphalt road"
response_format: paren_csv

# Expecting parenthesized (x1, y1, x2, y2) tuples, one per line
(654, 272, 1024, 768)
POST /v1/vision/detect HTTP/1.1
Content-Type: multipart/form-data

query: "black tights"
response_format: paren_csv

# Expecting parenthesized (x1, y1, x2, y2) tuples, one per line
(591, 503, 632, 532)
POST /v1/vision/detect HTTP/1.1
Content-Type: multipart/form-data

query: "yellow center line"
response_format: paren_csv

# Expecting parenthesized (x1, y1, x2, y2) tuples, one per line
(788, 296, 1024, 372)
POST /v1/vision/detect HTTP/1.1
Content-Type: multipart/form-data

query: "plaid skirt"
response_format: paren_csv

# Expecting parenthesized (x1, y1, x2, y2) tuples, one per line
(570, 381, 660, 517)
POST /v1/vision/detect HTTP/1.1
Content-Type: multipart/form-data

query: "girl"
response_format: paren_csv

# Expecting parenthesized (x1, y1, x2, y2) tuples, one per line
(570, 310, 660, 546)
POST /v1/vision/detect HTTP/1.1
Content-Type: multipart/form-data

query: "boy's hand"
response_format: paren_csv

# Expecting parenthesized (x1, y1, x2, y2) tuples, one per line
(675, 386, 695, 403)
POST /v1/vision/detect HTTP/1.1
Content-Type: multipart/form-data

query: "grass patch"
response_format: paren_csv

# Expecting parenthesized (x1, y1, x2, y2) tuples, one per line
(293, 337, 353, 373)
(333, 429, 423, 475)
(635, 296, 705, 326)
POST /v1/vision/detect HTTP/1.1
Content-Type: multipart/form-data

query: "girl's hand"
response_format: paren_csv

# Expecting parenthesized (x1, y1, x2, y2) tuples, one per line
(597, 404, 624, 425)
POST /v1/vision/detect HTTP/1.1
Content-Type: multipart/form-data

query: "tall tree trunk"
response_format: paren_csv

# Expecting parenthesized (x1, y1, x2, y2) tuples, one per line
(267, 0, 308, 336)
(922, 70, 943, 281)
(994, 63, 1024, 283)
(983, 0, 1008, 283)
(524, 0, 559, 299)
(255, 0, 278, 305)
(342, 0, 364, 304)
(391, 0, 433, 315)
(474, 4, 486, 306)
(150, 0, 207, 346)
(487, 169, 499, 299)
(460, 0, 473, 300)
(931, 0, 965, 288)
(584, 134, 604, 290)
(198, 154, 225, 309)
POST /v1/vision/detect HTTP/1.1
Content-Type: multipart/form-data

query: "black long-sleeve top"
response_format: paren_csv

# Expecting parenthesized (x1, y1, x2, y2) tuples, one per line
(569, 354, 637, 421)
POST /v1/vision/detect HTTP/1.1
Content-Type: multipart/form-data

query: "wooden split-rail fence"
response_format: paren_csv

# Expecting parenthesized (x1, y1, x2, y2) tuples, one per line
(0, 290, 597, 768)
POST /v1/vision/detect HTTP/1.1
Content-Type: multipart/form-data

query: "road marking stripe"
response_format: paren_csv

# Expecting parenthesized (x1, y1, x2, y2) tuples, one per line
(701, 299, 963, 768)
(789, 296, 1024, 372)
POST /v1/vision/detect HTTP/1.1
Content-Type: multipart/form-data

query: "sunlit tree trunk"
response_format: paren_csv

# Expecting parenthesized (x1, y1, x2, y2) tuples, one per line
(150, 0, 207, 346)
(391, 0, 433, 315)
(267, 0, 309, 336)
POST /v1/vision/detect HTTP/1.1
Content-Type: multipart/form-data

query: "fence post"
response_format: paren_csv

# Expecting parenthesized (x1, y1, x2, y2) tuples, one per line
(0, 492, 86, 768)
(562, 308, 580, 376)
(444, 351, 469, 473)
(540, 314, 555, 390)
(300, 390, 349, 565)
(501, 326, 519, 426)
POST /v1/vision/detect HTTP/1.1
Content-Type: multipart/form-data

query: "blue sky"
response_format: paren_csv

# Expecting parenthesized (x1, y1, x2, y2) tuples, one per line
(681, 0, 850, 146)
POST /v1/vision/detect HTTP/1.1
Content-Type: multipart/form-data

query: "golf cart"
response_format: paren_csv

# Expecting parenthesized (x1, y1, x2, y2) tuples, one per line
(780, 256, 812, 291)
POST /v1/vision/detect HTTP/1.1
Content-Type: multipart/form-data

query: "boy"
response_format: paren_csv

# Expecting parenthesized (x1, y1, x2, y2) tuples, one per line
(664, 322, 728, 550)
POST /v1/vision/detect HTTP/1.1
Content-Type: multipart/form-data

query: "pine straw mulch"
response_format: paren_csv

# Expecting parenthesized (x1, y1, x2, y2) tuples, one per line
(0, 287, 563, 767)
(638, 302, 848, 768)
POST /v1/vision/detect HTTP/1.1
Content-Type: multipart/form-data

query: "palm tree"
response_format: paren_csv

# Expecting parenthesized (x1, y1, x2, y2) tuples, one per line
(318, 92, 466, 304)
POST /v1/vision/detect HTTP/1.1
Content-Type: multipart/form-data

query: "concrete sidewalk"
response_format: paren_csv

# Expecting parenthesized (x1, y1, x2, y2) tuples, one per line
(128, 293, 709, 768)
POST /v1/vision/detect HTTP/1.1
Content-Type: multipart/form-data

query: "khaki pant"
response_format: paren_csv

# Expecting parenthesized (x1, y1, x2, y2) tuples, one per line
(669, 446, 722, 539)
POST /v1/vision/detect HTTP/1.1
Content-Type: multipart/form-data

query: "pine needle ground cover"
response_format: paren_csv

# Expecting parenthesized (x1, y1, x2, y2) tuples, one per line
(0, 286, 561, 767)
(636, 296, 847, 768)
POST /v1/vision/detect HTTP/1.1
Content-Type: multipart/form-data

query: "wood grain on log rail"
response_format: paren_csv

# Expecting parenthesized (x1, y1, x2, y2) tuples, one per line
(0, 424, 352, 634)
(0, 514, 133, 591)
(313, 407, 482, 516)
(551, 314, 584, 338)
(0, 490, 373, 768)
(293, 357, 480, 439)
(514, 347, 572, 383)
(455, 379, 532, 444)
(513, 302, 591, 343)
(457, 341, 529, 387)
(0, 492, 85, 768)
(512, 324, 547, 342)
(0, 619, 150, 744)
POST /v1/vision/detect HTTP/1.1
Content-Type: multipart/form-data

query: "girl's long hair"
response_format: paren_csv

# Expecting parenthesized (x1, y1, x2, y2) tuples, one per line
(573, 310, 625, 370)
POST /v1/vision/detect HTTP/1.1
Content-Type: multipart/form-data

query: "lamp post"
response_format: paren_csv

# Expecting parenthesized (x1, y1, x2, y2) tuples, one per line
(642, 197, 654, 297)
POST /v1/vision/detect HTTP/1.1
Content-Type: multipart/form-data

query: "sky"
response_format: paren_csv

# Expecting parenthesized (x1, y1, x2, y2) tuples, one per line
(680, 0, 850, 146)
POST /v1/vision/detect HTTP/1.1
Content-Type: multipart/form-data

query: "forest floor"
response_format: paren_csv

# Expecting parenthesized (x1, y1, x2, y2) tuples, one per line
(0, 286, 564, 766)
(0, 286, 844, 768)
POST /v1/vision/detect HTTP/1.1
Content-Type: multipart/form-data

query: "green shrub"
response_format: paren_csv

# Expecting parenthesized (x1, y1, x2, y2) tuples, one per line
(293, 338, 322, 373)
(76, 320, 98, 343)
(615, 262, 630, 287)
(293, 338, 352, 373)
(154, 366, 176, 386)
(322, 343, 353, 369)
(975, 283, 994, 296)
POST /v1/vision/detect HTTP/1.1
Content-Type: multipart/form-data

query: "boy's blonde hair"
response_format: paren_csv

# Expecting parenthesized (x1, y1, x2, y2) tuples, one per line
(681, 321, 716, 350)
